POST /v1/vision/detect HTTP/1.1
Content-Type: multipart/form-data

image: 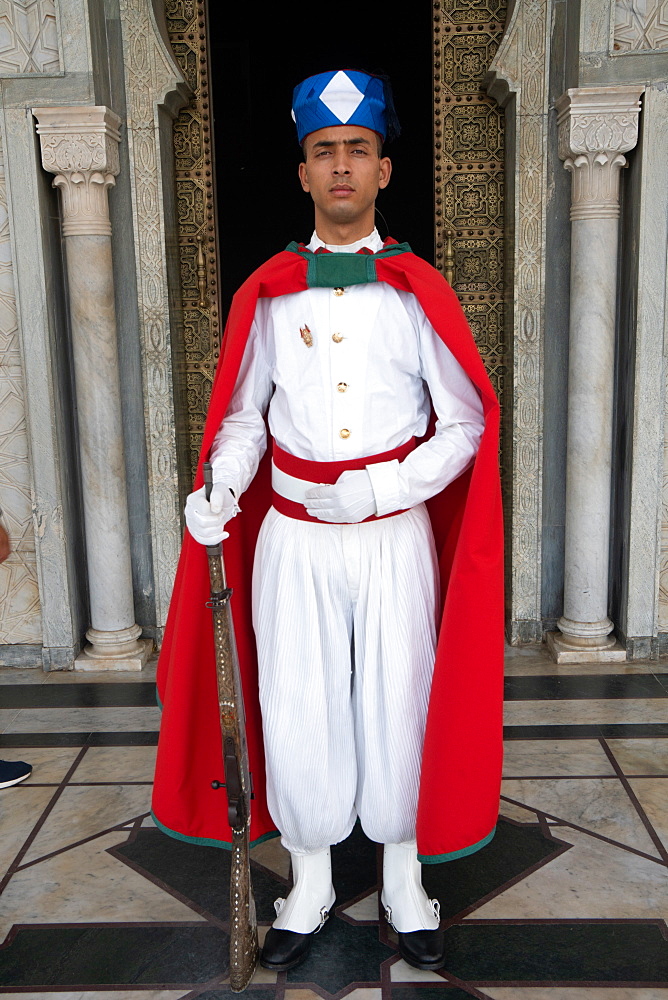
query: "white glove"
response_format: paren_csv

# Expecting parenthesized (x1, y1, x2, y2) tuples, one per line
(304, 469, 377, 524)
(185, 484, 238, 545)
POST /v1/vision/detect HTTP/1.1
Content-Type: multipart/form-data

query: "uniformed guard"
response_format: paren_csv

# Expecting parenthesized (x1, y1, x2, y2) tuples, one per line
(153, 69, 504, 974)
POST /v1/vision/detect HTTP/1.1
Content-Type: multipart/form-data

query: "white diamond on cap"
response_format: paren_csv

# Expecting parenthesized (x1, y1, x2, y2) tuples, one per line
(319, 70, 364, 124)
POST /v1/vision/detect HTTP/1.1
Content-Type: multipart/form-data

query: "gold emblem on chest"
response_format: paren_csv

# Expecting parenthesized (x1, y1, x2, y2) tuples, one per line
(300, 324, 313, 348)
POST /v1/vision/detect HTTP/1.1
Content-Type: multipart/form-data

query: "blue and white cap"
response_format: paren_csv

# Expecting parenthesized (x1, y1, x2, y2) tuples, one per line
(292, 69, 398, 144)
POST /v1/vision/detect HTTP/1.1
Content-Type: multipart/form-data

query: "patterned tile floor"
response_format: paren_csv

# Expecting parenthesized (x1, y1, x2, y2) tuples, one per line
(1, 646, 668, 999)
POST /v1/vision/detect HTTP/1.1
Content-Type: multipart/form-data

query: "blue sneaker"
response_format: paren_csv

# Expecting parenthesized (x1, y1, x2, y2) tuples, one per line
(0, 759, 32, 788)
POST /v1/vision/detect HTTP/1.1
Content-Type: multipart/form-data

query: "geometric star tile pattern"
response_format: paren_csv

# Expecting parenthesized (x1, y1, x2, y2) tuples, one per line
(615, 0, 668, 51)
(2, 652, 668, 995)
(0, 0, 59, 73)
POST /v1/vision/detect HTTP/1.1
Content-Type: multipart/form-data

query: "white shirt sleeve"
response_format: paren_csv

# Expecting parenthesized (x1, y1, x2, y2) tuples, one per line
(208, 303, 274, 499)
(366, 298, 485, 516)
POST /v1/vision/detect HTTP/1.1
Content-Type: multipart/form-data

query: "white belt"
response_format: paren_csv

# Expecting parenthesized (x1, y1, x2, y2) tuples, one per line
(271, 461, 323, 504)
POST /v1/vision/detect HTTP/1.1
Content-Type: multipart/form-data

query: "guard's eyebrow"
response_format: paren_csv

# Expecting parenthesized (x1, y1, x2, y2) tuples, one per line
(311, 136, 372, 149)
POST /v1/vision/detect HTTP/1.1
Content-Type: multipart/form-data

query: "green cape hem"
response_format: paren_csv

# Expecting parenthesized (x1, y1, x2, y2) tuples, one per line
(418, 826, 496, 864)
(150, 810, 281, 851)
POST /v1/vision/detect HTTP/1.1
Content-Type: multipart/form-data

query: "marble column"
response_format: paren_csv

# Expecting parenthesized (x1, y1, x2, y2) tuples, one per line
(33, 106, 151, 670)
(548, 87, 644, 663)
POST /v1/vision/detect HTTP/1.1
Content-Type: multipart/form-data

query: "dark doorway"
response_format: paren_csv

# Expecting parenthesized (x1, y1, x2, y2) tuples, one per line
(209, 2, 434, 316)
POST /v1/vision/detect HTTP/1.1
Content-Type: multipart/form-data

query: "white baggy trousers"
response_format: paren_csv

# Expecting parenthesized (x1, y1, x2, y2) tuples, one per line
(252, 503, 440, 855)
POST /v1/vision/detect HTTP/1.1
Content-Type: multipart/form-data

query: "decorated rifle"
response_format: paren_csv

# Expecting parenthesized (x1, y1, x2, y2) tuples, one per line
(204, 462, 259, 991)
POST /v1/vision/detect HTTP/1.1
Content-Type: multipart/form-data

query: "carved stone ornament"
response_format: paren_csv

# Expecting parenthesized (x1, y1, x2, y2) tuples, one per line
(118, 0, 190, 632)
(556, 88, 644, 221)
(32, 107, 122, 236)
(484, 0, 551, 643)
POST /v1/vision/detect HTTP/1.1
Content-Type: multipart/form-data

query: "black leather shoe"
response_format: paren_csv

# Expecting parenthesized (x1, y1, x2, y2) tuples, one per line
(397, 927, 446, 970)
(260, 927, 314, 971)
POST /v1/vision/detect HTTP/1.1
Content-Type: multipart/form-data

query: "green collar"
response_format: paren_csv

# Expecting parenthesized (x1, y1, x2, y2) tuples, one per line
(286, 240, 412, 288)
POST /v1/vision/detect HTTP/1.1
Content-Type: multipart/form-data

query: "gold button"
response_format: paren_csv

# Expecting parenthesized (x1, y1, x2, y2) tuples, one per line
(337, 382, 348, 392)
(332, 332, 344, 343)
(333, 287, 345, 296)
(339, 428, 351, 439)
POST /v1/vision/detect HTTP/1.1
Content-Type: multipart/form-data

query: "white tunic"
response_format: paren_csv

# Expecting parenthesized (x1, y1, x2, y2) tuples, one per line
(210, 228, 484, 515)
(210, 229, 486, 853)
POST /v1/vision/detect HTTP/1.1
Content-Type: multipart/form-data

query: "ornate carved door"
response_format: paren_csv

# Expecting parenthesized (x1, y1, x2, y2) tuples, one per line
(433, 1, 507, 414)
(164, 0, 507, 477)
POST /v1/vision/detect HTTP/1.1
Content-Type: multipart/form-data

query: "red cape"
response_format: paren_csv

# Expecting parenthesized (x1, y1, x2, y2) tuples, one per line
(152, 243, 504, 863)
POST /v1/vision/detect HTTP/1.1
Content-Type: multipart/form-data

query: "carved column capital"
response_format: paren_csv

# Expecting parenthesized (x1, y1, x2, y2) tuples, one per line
(32, 107, 122, 236)
(556, 87, 644, 220)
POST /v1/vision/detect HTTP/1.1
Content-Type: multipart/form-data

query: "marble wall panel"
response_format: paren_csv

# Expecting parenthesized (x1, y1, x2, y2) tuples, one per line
(0, 127, 41, 644)
(486, 0, 552, 642)
(660, 445, 668, 628)
(631, 85, 668, 642)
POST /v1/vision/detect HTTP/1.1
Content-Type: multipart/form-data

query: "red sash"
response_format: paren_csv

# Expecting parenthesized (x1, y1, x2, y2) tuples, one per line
(271, 439, 416, 523)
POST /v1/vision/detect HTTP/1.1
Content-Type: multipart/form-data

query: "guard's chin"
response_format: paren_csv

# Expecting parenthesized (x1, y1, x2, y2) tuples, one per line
(326, 203, 364, 225)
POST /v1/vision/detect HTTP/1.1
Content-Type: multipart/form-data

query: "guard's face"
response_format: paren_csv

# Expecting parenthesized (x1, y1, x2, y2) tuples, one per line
(298, 125, 391, 228)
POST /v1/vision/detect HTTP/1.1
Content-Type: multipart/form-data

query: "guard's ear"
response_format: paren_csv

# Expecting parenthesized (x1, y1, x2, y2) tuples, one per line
(378, 156, 392, 190)
(298, 160, 310, 193)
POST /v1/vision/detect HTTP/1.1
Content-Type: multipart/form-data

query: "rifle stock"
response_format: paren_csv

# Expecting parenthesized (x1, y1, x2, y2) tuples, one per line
(204, 463, 259, 991)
